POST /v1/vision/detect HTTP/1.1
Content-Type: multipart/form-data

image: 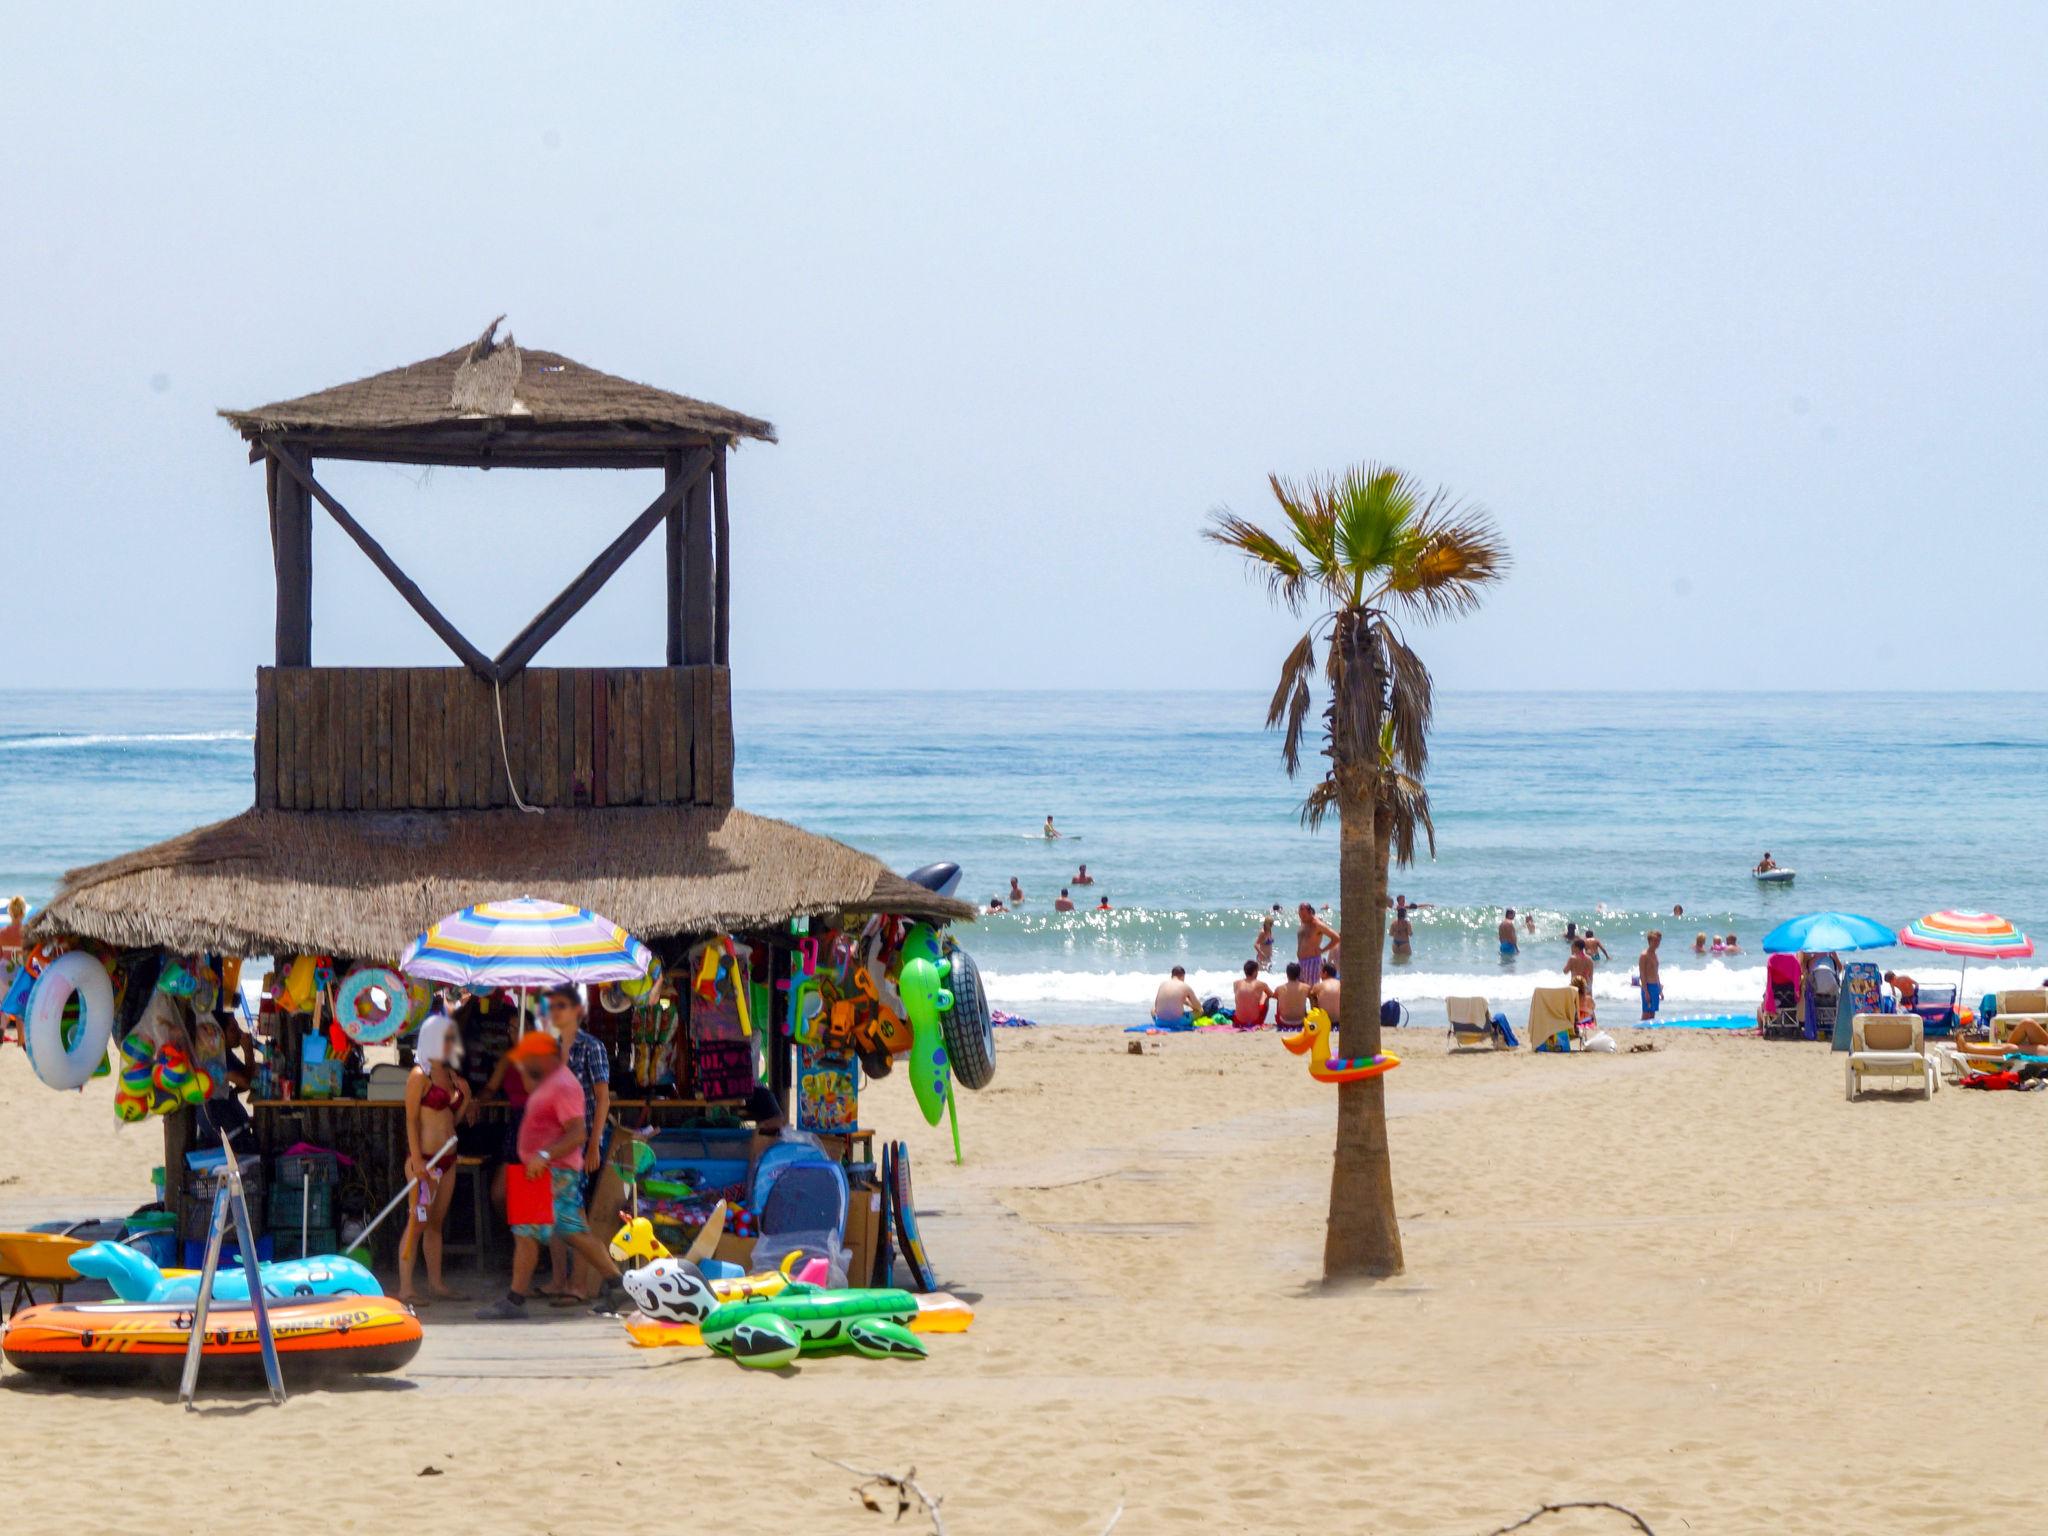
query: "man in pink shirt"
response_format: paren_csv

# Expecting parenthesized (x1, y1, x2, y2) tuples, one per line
(475, 1031, 625, 1319)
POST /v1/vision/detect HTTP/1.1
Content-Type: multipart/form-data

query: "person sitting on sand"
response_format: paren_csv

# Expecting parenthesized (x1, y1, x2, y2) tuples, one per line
(1009, 876, 1026, 906)
(1572, 974, 1597, 1028)
(1296, 902, 1339, 983)
(1311, 972, 1341, 1020)
(399, 1013, 468, 1306)
(1273, 962, 1312, 1032)
(1253, 913, 1275, 970)
(1233, 961, 1273, 1029)
(1884, 971, 1918, 1009)
(1072, 863, 1094, 886)
(1054, 888, 1075, 913)
(1638, 931, 1663, 1021)
(1152, 966, 1201, 1027)
(1498, 908, 1519, 956)
(1043, 815, 1062, 840)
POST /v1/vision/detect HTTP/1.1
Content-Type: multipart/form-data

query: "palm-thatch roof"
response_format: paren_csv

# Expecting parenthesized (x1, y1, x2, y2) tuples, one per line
(32, 806, 971, 962)
(220, 318, 775, 465)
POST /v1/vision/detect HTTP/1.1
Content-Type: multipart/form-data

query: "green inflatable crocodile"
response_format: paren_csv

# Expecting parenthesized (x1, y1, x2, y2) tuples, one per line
(621, 1257, 927, 1370)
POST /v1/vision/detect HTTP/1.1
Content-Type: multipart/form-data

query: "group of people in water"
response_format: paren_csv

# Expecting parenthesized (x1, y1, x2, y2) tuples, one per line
(988, 865, 1110, 915)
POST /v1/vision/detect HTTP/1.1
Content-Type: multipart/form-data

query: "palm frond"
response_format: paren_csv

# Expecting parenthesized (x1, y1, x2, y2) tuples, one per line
(1331, 464, 1423, 602)
(1203, 510, 1312, 614)
(1265, 474, 1344, 596)
(1381, 768, 1435, 865)
(1300, 775, 1338, 832)
(1267, 630, 1318, 777)
(1381, 488, 1511, 622)
(1380, 626, 1435, 777)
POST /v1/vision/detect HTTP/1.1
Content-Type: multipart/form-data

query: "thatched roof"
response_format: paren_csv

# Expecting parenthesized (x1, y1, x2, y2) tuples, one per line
(220, 318, 775, 457)
(32, 806, 972, 961)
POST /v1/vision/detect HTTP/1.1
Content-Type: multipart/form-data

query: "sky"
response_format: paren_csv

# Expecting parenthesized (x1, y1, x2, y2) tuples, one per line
(3, 4, 2045, 693)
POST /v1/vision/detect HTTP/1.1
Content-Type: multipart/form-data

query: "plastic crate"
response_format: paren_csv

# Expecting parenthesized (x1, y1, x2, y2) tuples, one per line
(271, 1226, 338, 1261)
(268, 1182, 332, 1228)
(274, 1151, 339, 1188)
(181, 1194, 267, 1242)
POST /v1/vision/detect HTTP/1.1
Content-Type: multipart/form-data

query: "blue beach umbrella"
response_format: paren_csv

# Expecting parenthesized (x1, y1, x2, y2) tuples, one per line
(1761, 911, 1898, 955)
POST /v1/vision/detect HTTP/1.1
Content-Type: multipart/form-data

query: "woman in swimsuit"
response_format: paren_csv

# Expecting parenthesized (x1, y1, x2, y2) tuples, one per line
(399, 1014, 469, 1305)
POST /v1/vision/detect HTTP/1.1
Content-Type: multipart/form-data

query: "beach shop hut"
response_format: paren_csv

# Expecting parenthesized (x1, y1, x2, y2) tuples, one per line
(21, 323, 979, 1286)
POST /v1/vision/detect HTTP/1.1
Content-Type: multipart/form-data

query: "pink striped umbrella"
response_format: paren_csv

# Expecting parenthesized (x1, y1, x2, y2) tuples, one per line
(1899, 910, 2033, 996)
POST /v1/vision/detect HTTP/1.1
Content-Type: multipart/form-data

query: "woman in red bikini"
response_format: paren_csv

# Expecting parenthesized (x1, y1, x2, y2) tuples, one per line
(399, 1014, 469, 1305)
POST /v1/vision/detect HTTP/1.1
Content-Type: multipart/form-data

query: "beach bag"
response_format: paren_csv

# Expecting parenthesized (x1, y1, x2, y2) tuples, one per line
(506, 1164, 555, 1226)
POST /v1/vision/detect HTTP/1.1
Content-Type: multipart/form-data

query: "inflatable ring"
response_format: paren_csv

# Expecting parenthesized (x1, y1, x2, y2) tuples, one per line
(938, 947, 997, 1091)
(335, 966, 408, 1045)
(26, 950, 117, 1091)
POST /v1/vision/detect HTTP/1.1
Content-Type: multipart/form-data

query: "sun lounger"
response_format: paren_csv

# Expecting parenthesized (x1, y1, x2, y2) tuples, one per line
(1527, 987, 1580, 1053)
(1846, 1013, 1936, 1100)
(1445, 996, 1517, 1051)
(1991, 989, 2048, 1044)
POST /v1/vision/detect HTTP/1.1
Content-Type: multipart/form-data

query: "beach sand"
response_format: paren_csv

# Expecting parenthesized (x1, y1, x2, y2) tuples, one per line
(2, 1026, 2041, 1534)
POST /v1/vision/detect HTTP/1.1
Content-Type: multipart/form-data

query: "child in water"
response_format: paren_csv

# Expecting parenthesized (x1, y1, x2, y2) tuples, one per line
(1695, 932, 1709, 954)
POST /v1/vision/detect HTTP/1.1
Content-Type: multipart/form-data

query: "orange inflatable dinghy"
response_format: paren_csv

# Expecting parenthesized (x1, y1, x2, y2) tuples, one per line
(2, 1295, 422, 1384)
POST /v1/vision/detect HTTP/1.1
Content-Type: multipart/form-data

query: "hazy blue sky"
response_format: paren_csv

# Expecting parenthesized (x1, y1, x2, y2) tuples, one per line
(5, 5, 2043, 693)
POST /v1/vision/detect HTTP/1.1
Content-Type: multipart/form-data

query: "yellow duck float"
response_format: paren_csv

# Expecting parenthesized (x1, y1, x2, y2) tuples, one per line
(1282, 1007, 1400, 1084)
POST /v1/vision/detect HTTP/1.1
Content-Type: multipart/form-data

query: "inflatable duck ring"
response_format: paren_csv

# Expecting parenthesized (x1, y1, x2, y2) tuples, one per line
(1282, 1007, 1399, 1084)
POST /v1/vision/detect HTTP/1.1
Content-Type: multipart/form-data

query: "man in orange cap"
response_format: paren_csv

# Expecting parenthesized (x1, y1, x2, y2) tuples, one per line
(475, 1028, 625, 1319)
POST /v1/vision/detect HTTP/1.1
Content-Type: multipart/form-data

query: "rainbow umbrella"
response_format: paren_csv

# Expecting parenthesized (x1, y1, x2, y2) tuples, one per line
(399, 897, 652, 990)
(1898, 909, 2033, 997)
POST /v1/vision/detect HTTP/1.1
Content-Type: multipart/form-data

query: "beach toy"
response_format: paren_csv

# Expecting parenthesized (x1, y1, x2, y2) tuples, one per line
(1282, 1008, 1400, 1085)
(25, 950, 116, 1092)
(4, 1295, 422, 1384)
(621, 954, 663, 1001)
(693, 945, 721, 1001)
(403, 978, 436, 1028)
(599, 982, 629, 1012)
(157, 958, 199, 998)
(0, 961, 34, 1029)
(67, 1240, 379, 1305)
(334, 966, 408, 1045)
(609, 1216, 673, 1265)
(619, 1259, 926, 1370)
(279, 955, 321, 1014)
(937, 945, 996, 1090)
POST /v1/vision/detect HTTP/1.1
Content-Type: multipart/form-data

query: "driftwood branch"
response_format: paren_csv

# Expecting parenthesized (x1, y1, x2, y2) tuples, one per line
(817, 1455, 1125, 1535)
(1481, 1501, 1656, 1535)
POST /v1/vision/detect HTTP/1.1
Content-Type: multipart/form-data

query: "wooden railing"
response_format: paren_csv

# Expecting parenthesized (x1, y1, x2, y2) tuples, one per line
(254, 665, 733, 811)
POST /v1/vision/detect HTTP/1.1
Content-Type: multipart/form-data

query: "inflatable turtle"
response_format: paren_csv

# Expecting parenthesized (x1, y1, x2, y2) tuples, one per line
(621, 1257, 925, 1370)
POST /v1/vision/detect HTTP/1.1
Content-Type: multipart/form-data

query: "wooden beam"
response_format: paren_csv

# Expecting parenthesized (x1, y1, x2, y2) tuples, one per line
(494, 448, 713, 682)
(664, 449, 686, 666)
(712, 445, 731, 668)
(266, 443, 495, 679)
(683, 463, 714, 666)
(254, 667, 278, 808)
(268, 452, 312, 666)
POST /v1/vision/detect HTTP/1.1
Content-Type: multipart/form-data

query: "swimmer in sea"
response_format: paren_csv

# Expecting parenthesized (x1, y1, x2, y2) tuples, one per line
(1096, 895, 1111, 912)
(1694, 931, 1708, 955)
(1053, 888, 1075, 912)
(1043, 815, 1062, 840)
(1072, 863, 1094, 886)
(1390, 901, 1413, 957)
(1008, 876, 1025, 906)
(987, 896, 1006, 914)
(1253, 913, 1275, 971)
(1497, 908, 1519, 956)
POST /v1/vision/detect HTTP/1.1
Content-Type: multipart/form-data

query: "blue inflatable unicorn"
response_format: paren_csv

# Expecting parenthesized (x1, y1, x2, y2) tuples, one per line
(68, 1240, 380, 1305)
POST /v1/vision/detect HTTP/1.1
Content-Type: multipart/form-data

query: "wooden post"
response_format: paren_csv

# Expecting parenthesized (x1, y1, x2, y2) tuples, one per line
(712, 445, 731, 667)
(684, 462, 714, 665)
(269, 451, 313, 666)
(664, 449, 686, 667)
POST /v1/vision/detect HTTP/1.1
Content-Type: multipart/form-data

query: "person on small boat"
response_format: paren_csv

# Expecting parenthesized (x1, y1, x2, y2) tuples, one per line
(1043, 815, 1062, 840)
(1754, 852, 1779, 875)
(1232, 961, 1273, 1029)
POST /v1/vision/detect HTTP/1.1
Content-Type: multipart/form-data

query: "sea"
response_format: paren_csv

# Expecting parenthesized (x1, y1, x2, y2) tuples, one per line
(3, 689, 2043, 1028)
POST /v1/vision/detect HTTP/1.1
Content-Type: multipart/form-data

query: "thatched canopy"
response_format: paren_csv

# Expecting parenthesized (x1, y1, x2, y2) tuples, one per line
(221, 318, 775, 469)
(32, 806, 972, 962)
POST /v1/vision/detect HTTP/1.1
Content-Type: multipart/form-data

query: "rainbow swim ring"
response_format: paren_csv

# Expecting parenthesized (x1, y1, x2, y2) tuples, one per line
(1282, 1008, 1399, 1084)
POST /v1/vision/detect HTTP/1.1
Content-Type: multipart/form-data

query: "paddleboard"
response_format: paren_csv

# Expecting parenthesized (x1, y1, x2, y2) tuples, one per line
(889, 1139, 937, 1293)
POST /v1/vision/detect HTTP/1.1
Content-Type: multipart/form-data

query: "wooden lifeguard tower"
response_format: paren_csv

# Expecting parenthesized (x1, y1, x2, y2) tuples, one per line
(38, 321, 966, 957)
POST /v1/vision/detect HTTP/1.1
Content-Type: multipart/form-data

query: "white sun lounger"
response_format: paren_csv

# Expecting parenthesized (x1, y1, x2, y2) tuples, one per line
(1846, 1013, 1936, 1100)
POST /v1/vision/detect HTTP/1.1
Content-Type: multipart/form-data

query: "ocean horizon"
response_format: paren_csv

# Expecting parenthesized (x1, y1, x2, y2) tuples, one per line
(5, 686, 2043, 1027)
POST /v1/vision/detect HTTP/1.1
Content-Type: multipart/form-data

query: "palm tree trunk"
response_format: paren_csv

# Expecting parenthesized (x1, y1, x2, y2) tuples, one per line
(1322, 631, 1405, 1282)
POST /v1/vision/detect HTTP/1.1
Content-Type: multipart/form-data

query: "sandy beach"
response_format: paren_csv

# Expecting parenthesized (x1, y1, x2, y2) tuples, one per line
(2, 1024, 2038, 1534)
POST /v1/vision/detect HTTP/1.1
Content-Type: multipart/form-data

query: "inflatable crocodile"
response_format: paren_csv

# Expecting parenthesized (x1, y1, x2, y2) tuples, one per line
(621, 1257, 925, 1370)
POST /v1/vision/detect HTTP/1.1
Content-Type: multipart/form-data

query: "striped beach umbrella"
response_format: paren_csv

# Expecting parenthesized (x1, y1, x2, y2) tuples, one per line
(1899, 910, 2033, 997)
(399, 897, 652, 990)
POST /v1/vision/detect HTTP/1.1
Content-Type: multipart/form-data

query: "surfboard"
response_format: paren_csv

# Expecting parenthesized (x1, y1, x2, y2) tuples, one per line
(888, 1139, 937, 1293)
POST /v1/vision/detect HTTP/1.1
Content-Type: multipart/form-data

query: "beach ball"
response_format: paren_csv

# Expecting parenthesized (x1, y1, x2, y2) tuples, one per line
(114, 1092, 149, 1124)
